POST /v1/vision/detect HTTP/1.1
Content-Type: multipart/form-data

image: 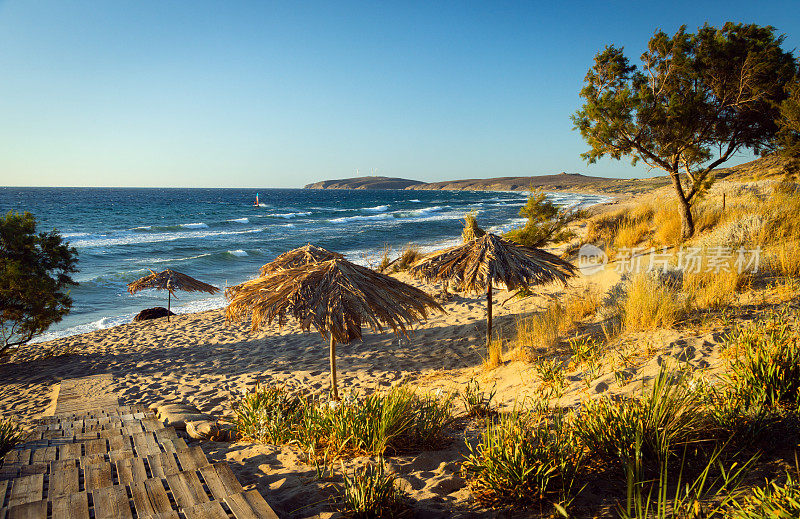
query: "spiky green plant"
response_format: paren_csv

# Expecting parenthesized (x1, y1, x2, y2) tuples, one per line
(0, 418, 21, 458)
(461, 407, 583, 509)
(339, 458, 409, 518)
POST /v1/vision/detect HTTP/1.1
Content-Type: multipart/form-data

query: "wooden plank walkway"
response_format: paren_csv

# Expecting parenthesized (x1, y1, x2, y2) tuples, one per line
(0, 375, 279, 519)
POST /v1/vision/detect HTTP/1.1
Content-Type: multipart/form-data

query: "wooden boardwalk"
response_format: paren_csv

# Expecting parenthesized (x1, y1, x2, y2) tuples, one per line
(0, 375, 278, 519)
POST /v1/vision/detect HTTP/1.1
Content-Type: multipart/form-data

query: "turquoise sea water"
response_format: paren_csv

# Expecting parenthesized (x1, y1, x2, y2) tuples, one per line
(0, 187, 608, 342)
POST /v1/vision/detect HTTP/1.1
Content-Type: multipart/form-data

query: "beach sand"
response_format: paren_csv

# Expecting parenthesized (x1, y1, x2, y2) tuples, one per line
(0, 262, 737, 517)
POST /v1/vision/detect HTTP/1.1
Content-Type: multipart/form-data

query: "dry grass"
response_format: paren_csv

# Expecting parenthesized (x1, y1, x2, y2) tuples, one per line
(653, 206, 683, 247)
(614, 220, 651, 249)
(621, 273, 685, 332)
(483, 339, 503, 371)
(585, 208, 628, 244)
(564, 287, 601, 323)
(755, 187, 800, 245)
(684, 268, 748, 309)
(462, 211, 486, 243)
(769, 242, 800, 278)
(516, 302, 568, 355)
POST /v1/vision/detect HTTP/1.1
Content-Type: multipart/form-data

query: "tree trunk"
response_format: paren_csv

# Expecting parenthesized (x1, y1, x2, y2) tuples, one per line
(486, 276, 493, 345)
(669, 173, 695, 240)
(329, 335, 339, 401)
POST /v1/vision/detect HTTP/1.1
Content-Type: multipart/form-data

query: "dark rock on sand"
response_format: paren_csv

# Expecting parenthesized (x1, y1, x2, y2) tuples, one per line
(133, 307, 176, 321)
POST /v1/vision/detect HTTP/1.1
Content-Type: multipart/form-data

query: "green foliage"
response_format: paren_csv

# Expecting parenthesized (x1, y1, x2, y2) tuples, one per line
(575, 368, 704, 467)
(339, 458, 409, 518)
(461, 407, 583, 508)
(732, 470, 800, 518)
(230, 384, 454, 461)
(460, 379, 495, 417)
(573, 23, 797, 238)
(619, 433, 753, 519)
(778, 77, 800, 179)
(504, 190, 583, 248)
(229, 384, 305, 444)
(0, 211, 78, 352)
(0, 418, 21, 458)
(724, 312, 800, 410)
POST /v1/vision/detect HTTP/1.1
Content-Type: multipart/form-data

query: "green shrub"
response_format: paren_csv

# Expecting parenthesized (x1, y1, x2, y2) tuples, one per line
(461, 408, 583, 508)
(460, 379, 495, 417)
(732, 471, 800, 518)
(229, 384, 305, 444)
(504, 190, 584, 248)
(724, 312, 800, 409)
(339, 458, 409, 518)
(0, 418, 21, 458)
(298, 387, 454, 460)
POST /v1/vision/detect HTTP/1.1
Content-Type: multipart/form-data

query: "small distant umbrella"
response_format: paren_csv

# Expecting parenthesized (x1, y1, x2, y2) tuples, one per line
(226, 257, 444, 400)
(127, 268, 220, 322)
(410, 233, 576, 343)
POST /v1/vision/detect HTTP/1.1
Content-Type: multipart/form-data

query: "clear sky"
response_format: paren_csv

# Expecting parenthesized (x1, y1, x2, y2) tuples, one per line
(0, 1, 798, 188)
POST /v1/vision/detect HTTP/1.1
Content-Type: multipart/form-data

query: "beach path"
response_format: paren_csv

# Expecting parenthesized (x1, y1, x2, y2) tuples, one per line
(0, 375, 278, 519)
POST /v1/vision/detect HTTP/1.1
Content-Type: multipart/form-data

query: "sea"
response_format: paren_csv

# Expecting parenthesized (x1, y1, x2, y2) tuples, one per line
(0, 187, 610, 343)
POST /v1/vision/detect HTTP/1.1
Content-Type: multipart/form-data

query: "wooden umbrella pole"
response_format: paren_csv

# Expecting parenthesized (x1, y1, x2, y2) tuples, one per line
(167, 291, 171, 323)
(329, 335, 339, 401)
(486, 275, 493, 345)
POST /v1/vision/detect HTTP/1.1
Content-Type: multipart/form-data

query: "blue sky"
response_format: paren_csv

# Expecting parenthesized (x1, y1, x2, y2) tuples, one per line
(0, 1, 798, 188)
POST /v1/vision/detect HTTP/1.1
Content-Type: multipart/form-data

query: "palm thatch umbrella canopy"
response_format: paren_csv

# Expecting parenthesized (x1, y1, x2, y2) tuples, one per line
(127, 269, 220, 321)
(258, 243, 344, 276)
(226, 257, 444, 399)
(410, 233, 576, 343)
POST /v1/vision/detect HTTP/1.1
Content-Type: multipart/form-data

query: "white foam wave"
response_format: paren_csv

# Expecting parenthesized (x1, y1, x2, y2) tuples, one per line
(329, 214, 393, 224)
(268, 212, 311, 219)
(30, 296, 228, 344)
(228, 249, 248, 257)
(69, 227, 264, 248)
(181, 222, 208, 229)
(229, 218, 249, 224)
(362, 205, 389, 213)
(408, 199, 421, 203)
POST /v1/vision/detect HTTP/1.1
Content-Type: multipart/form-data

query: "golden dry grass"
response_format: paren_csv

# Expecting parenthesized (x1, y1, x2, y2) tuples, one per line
(515, 302, 567, 356)
(621, 273, 685, 332)
(683, 268, 748, 309)
(613, 220, 651, 249)
(483, 339, 503, 370)
(653, 206, 682, 247)
(564, 287, 601, 323)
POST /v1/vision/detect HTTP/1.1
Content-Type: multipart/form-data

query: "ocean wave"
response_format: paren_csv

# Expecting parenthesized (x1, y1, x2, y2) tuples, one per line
(181, 222, 209, 229)
(268, 212, 311, 219)
(329, 213, 394, 224)
(362, 205, 389, 213)
(69, 227, 265, 248)
(150, 253, 213, 264)
(408, 199, 421, 203)
(228, 218, 250, 224)
(228, 249, 248, 257)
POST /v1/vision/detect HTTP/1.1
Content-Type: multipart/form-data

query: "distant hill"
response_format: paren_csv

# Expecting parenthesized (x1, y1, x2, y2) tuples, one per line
(303, 176, 426, 190)
(715, 153, 793, 180)
(305, 172, 670, 195)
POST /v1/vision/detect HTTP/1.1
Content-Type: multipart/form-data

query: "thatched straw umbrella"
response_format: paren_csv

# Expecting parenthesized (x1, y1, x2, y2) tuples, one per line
(410, 233, 576, 343)
(127, 269, 220, 322)
(226, 258, 443, 400)
(258, 243, 344, 276)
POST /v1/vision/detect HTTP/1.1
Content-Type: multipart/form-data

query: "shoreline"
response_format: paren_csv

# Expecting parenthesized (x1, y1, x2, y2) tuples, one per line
(30, 188, 613, 346)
